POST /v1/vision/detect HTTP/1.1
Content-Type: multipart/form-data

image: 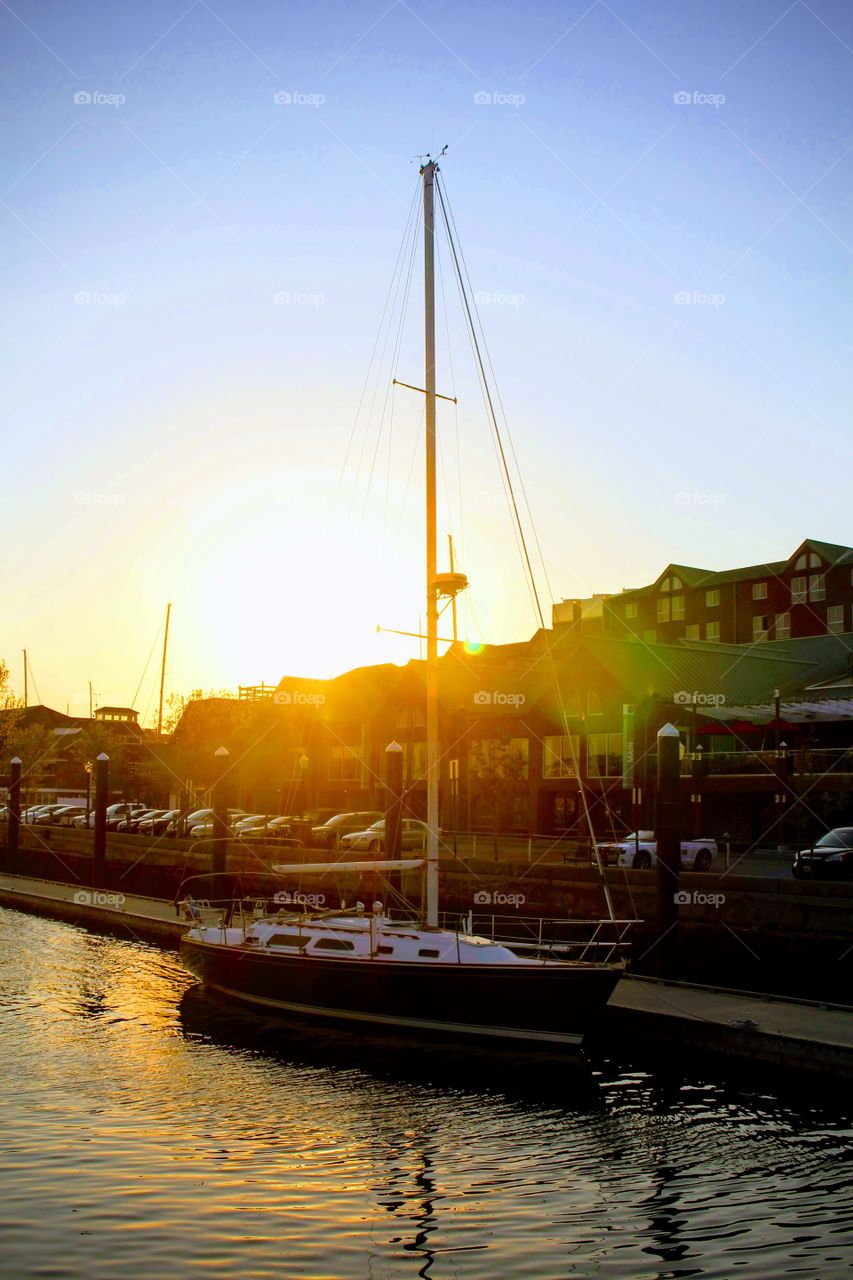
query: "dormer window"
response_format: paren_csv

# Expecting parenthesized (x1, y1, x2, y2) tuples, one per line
(795, 551, 822, 570)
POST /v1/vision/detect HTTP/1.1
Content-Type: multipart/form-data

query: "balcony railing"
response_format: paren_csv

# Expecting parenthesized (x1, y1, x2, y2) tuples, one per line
(679, 747, 853, 777)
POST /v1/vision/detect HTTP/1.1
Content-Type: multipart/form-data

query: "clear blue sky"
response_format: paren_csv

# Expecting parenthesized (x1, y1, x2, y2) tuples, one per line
(2, 0, 851, 716)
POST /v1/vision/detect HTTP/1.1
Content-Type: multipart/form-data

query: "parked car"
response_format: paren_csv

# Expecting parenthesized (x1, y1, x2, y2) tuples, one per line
(24, 804, 58, 823)
(310, 811, 385, 850)
(600, 831, 717, 871)
(32, 804, 71, 825)
(233, 814, 283, 838)
(341, 818, 429, 853)
(105, 803, 148, 832)
(53, 806, 88, 827)
(138, 809, 181, 837)
(288, 809, 339, 844)
(792, 828, 853, 880)
(116, 809, 164, 834)
(186, 810, 250, 839)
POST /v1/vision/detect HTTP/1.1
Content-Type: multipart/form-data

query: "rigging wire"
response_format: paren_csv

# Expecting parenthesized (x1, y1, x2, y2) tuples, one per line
(335, 179, 420, 518)
(359, 188, 422, 528)
(436, 174, 556, 612)
(130, 618, 164, 714)
(435, 176, 543, 629)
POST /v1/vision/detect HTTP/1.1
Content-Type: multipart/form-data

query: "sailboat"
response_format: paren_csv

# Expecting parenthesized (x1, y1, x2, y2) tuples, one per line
(178, 157, 628, 1048)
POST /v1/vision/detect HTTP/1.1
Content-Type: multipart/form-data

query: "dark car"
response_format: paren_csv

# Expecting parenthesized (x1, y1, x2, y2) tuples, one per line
(310, 811, 385, 850)
(138, 809, 181, 837)
(105, 803, 148, 832)
(792, 828, 853, 879)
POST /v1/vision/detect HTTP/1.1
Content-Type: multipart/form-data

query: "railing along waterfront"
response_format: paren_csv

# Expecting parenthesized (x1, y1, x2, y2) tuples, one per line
(678, 746, 853, 777)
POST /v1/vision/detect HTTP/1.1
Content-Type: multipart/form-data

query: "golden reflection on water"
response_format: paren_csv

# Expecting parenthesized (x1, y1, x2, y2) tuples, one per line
(1, 906, 852, 1279)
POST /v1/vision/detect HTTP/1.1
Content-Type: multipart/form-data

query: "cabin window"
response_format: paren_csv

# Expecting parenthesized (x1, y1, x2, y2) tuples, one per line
(313, 938, 355, 951)
(418, 948, 441, 957)
(267, 934, 304, 947)
(376, 945, 394, 955)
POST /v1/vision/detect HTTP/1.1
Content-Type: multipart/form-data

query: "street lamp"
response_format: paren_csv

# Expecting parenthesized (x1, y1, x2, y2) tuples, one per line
(298, 753, 309, 815)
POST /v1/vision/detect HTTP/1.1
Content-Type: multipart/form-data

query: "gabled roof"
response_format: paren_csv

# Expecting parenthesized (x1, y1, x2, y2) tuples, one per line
(785, 538, 853, 568)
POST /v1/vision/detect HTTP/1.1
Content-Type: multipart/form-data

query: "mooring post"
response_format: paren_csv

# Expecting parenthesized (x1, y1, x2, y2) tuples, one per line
(211, 747, 230, 878)
(8, 757, 21, 871)
(655, 723, 681, 979)
(93, 752, 109, 889)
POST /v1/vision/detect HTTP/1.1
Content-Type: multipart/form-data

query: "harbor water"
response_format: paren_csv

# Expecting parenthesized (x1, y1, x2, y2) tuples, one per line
(1, 905, 852, 1279)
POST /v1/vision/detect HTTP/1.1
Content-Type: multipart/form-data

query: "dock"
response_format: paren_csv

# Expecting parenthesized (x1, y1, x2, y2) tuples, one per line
(1, 871, 851, 1076)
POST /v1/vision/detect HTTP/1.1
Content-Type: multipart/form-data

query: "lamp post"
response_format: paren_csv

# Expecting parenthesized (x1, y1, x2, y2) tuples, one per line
(298, 752, 310, 816)
(655, 723, 681, 979)
(8, 757, 21, 870)
(775, 739, 789, 853)
(211, 746, 230, 877)
(93, 752, 109, 889)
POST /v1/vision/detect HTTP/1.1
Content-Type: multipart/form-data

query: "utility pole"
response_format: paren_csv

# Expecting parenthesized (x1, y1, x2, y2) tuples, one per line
(22, 650, 27, 708)
(89, 682, 93, 719)
(157, 603, 172, 736)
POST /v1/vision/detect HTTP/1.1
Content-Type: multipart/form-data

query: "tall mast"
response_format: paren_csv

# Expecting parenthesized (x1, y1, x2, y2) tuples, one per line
(422, 159, 440, 928)
(22, 649, 27, 708)
(157, 602, 172, 737)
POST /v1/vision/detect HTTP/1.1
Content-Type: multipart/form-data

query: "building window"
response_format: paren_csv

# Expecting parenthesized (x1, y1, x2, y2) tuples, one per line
(469, 738, 529, 781)
(657, 597, 671, 622)
(791, 577, 806, 605)
(809, 574, 825, 602)
(643, 629, 656, 644)
(403, 741, 427, 782)
(828, 605, 844, 634)
(587, 733, 623, 778)
(705, 589, 720, 608)
(328, 746, 361, 782)
(660, 577, 670, 593)
(752, 615, 769, 641)
(686, 624, 701, 641)
(543, 735, 578, 779)
(671, 596, 685, 621)
(796, 551, 822, 570)
(752, 582, 767, 600)
(775, 612, 791, 641)
(625, 602, 638, 619)
(705, 621, 720, 642)
(795, 554, 807, 570)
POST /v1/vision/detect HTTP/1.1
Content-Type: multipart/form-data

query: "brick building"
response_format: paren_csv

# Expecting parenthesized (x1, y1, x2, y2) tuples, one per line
(554, 538, 853, 646)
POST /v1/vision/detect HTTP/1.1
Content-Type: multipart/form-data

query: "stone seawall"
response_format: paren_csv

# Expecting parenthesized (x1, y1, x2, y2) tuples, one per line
(3, 828, 852, 1001)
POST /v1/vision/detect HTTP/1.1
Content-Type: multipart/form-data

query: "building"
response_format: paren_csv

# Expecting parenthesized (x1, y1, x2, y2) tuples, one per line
(554, 538, 853, 646)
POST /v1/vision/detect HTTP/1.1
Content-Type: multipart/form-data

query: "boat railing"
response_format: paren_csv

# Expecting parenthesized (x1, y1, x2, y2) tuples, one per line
(441, 912, 638, 965)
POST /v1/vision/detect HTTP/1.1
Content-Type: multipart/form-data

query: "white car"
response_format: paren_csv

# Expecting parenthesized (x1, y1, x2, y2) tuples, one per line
(600, 831, 716, 872)
(340, 818, 430, 853)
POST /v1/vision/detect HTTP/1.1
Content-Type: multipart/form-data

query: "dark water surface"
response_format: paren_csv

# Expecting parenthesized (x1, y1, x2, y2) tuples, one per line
(1, 907, 852, 1279)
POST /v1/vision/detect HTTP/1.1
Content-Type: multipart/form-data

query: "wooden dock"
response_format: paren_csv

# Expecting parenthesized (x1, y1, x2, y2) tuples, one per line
(2, 871, 851, 1076)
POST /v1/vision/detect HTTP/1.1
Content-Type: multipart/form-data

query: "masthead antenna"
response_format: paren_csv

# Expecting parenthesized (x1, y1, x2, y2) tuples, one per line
(414, 144, 448, 167)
